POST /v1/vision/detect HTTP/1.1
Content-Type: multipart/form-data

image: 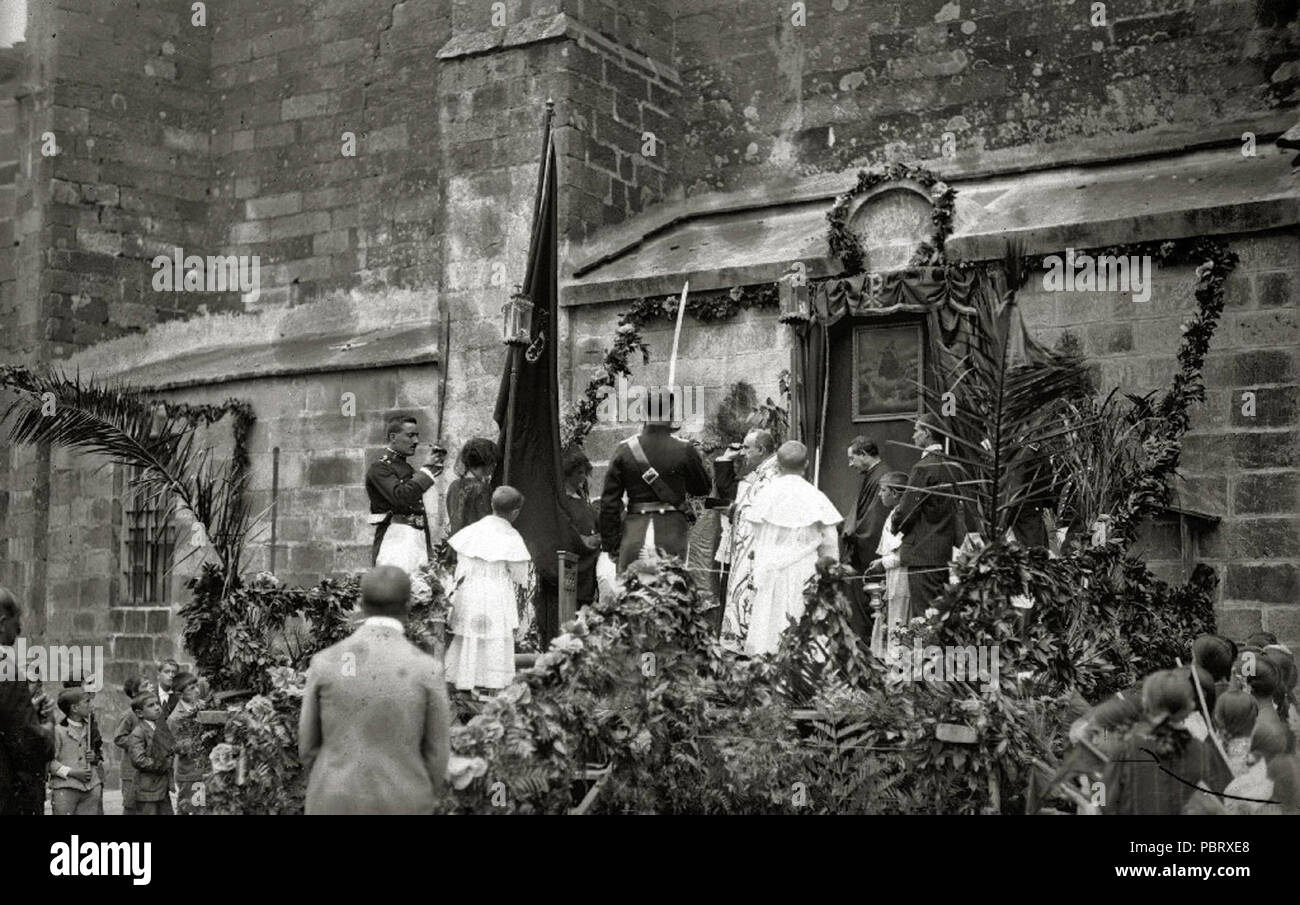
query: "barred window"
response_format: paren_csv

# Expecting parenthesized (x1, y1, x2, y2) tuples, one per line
(118, 466, 177, 605)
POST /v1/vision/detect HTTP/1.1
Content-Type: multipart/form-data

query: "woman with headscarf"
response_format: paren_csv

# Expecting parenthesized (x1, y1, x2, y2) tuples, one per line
(445, 438, 498, 535)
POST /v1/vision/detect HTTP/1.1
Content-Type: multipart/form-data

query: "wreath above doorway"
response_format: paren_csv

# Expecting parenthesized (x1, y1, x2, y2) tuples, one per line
(825, 162, 957, 275)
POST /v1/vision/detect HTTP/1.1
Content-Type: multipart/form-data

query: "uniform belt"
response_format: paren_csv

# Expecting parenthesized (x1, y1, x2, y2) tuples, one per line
(371, 512, 427, 529)
(628, 502, 685, 515)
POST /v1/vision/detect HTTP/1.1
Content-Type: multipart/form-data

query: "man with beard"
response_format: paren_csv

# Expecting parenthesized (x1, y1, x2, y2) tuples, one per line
(0, 588, 57, 815)
(716, 429, 781, 650)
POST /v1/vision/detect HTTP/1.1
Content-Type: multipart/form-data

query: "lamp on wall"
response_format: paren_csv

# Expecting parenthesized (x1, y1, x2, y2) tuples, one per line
(778, 262, 812, 324)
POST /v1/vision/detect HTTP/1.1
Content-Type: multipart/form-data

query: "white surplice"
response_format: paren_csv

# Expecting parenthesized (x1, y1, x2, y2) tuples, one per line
(445, 515, 532, 690)
(742, 474, 843, 656)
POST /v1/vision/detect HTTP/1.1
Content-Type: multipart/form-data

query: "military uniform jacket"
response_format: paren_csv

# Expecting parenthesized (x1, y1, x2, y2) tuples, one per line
(599, 429, 711, 553)
(366, 451, 436, 522)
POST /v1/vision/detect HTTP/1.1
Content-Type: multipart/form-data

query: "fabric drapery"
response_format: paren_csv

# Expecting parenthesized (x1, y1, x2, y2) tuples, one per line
(789, 264, 1050, 488)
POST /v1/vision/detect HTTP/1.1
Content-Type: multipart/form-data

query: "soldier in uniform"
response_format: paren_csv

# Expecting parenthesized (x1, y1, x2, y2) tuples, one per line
(366, 416, 447, 569)
(599, 404, 712, 572)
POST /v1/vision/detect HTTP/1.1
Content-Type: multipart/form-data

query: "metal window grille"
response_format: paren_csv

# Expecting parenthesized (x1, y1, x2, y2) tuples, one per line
(120, 466, 176, 605)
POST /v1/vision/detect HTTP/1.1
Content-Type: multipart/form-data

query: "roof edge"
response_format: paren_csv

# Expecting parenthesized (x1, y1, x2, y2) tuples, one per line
(569, 110, 1298, 278)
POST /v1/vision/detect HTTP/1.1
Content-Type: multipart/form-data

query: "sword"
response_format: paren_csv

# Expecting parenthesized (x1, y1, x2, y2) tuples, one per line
(666, 281, 688, 421)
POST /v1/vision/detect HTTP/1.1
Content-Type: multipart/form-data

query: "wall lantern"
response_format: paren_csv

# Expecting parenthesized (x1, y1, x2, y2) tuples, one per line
(502, 287, 534, 346)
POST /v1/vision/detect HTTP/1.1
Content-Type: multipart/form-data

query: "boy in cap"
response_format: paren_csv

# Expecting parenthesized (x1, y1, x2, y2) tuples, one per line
(113, 674, 154, 815)
(167, 673, 207, 814)
(49, 689, 103, 815)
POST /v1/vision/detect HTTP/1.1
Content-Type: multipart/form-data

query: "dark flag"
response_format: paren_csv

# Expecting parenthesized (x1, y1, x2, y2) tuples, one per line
(493, 105, 569, 645)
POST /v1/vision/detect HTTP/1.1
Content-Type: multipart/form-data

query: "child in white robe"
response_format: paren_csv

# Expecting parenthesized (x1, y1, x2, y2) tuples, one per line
(445, 486, 533, 691)
(868, 472, 911, 659)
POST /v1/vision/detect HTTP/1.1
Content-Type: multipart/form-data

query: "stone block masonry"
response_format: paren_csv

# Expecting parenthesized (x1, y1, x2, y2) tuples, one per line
(673, 0, 1300, 195)
(1, 1, 1299, 711)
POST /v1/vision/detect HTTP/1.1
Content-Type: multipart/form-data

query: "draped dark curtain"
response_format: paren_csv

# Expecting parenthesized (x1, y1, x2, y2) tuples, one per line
(790, 319, 827, 450)
(794, 264, 1031, 479)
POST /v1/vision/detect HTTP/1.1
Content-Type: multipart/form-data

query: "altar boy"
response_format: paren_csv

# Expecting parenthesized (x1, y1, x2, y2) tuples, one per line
(445, 486, 534, 691)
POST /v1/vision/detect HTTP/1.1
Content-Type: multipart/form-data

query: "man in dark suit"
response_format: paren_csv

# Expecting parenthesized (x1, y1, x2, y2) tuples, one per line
(841, 437, 890, 572)
(600, 420, 713, 572)
(365, 416, 447, 565)
(894, 416, 967, 616)
(840, 437, 889, 640)
(0, 588, 57, 815)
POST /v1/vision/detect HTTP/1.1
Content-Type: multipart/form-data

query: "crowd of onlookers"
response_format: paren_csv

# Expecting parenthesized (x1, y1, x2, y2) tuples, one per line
(1, 588, 209, 816)
(1058, 632, 1300, 815)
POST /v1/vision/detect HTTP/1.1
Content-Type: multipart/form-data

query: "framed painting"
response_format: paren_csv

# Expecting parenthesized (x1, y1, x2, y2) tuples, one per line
(851, 323, 922, 422)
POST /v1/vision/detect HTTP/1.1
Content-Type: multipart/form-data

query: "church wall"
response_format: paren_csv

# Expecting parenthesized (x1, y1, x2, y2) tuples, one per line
(568, 226, 1300, 648)
(673, 0, 1300, 194)
(0, 0, 1296, 731)
(41, 0, 220, 356)
(23, 361, 441, 789)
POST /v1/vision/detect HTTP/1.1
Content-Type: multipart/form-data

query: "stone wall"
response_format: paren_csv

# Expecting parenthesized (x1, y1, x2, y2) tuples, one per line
(566, 226, 1300, 647)
(2, 0, 1298, 740)
(567, 301, 789, 463)
(675, 0, 1300, 194)
(42, 0, 220, 354)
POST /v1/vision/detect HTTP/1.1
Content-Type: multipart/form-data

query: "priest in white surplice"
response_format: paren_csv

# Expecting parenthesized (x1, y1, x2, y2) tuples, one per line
(743, 441, 844, 656)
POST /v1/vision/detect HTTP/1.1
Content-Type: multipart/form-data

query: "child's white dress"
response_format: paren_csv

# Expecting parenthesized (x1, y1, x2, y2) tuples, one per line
(870, 508, 909, 658)
(445, 515, 532, 690)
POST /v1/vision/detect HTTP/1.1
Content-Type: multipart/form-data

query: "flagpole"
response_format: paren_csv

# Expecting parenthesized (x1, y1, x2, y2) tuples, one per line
(503, 344, 520, 484)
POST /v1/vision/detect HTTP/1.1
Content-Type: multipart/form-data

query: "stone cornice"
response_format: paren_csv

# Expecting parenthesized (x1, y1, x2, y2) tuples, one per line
(436, 12, 681, 85)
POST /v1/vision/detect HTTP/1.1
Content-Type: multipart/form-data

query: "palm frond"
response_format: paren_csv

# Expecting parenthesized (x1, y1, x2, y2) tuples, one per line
(918, 243, 1098, 541)
(0, 366, 252, 587)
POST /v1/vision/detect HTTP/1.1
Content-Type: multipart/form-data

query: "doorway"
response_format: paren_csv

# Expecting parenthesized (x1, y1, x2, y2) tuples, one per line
(818, 314, 925, 519)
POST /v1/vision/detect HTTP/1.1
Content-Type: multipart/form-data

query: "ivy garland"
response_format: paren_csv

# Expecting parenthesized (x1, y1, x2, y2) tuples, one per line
(826, 162, 957, 275)
(562, 314, 651, 449)
(1081, 236, 1239, 545)
(562, 284, 780, 448)
(165, 399, 257, 479)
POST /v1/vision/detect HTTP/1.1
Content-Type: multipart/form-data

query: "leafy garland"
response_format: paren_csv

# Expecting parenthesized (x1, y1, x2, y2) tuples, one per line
(166, 399, 257, 479)
(1032, 237, 1239, 548)
(0, 364, 255, 479)
(562, 284, 780, 448)
(561, 314, 651, 449)
(826, 162, 957, 275)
